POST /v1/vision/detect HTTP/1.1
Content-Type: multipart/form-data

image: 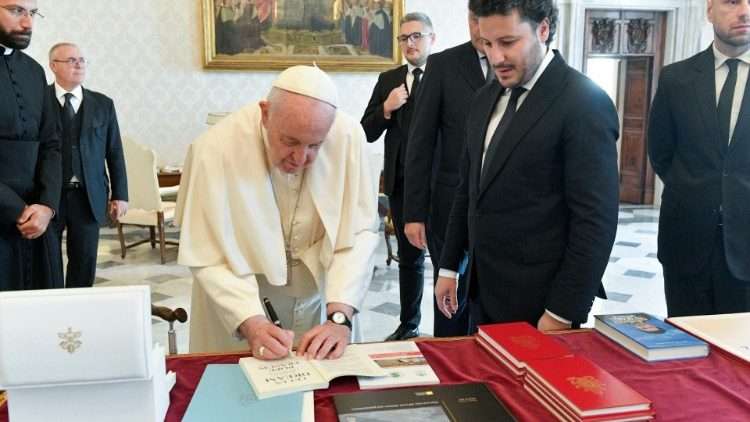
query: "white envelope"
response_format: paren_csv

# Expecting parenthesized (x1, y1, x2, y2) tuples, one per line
(0, 285, 153, 388)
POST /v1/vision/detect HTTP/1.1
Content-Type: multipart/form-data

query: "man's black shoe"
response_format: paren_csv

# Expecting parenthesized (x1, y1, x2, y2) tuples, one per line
(384, 324, 419, 341)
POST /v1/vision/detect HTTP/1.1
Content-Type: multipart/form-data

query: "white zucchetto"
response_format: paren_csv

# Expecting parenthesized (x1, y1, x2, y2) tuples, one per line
(271, 65, 339, 108)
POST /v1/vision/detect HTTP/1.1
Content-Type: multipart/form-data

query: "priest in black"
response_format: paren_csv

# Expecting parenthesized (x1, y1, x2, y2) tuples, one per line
(47, 42, 128, 288)
(648, 0, 750, 316)
(0, 1, 62, 291)
(361, 12, 435, 341)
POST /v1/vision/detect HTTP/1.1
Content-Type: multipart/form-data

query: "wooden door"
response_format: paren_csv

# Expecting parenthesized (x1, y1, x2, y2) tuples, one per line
(619, 57, 654, 204)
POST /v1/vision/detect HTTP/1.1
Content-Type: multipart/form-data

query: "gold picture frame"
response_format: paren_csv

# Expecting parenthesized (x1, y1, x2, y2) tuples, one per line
(202, 0, 404, 72)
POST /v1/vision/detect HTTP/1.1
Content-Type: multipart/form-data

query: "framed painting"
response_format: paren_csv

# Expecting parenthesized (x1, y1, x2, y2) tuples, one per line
(202, 0, 405, 71)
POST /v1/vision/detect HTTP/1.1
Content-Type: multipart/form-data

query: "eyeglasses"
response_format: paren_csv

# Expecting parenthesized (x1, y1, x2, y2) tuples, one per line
(0, 5, 44, 19)
(397, 32, 431, 44)
(53, 58, 88, 66)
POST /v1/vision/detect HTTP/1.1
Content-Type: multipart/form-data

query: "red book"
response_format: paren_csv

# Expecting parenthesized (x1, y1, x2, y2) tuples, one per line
(524, 383, 654, 422)
(525, 355, 652, 418)
(477, 322, 572, 370)
(476, 336, 524, 378)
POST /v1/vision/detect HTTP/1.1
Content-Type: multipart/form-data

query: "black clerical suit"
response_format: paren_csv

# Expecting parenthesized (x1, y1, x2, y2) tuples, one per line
(0, 48, 62, 291)
(440, 51, 619, 328)
(361, 64, 426, 332)
(403, 41, 486, 336)
(48, 85, 128, 288)
(648, 47, 750, 316)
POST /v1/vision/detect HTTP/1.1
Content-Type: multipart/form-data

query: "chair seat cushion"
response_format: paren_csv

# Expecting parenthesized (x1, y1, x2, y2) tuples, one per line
(118, 202, 176, 226)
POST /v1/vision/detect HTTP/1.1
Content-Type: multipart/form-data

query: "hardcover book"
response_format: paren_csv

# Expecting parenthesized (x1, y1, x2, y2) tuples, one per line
(525, 355, 651, 418)
(334, 382, 516, 422)
(477, 322, 572, 373)
(239, 344, 387, 399)
(355, 341, 440, 389)
(594, 313, 708, 362)
(183, 364, 312, 422)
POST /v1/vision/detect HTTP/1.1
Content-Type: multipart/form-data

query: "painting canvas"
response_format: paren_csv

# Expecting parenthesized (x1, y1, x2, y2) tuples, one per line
(203, 0, 404, 71)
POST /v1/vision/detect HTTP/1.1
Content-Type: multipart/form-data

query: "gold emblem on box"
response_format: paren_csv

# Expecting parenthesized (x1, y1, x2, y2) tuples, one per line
(567, 375, 606, 396)
(58, 327, 82, 354)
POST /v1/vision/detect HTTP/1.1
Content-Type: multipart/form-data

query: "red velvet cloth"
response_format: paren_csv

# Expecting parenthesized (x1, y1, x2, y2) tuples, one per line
(2, 332, 749, 421)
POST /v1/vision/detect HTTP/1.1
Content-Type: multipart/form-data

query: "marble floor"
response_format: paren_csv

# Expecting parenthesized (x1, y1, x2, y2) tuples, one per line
(86, 205, 664, 353)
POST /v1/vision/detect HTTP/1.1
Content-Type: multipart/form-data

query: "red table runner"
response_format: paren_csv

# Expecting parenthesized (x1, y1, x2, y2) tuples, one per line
(2, 331, 749, 421)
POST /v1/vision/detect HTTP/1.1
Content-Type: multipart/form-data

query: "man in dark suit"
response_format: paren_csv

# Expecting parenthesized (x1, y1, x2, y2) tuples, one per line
(48, 42, 128, 288)
(0, 0, 62, 291)
(435, 0, 619, 332)
(402, 0, 491, 337)
(648, 0, 750, 316)
(361, 12, 435, 341)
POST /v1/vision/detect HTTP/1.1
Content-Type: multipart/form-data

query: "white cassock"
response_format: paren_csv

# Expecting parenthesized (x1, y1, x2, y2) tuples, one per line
(176, 103, 379, 353)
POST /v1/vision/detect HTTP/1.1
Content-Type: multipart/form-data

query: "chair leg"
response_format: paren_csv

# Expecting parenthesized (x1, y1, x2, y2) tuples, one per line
(158, 212, 166, 264)
(117, 222, 126, 259)
(149, 226, 156, 249)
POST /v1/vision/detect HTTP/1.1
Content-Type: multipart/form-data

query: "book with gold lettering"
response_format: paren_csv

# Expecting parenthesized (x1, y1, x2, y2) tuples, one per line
(525, 355, 653, 420)
(239, 344, 387, 399)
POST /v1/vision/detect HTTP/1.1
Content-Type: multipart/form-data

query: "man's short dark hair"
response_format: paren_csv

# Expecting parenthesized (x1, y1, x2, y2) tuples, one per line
(472, 0, 558, 46)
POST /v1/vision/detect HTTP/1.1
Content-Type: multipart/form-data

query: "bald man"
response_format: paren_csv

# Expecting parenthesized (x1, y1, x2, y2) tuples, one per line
(177, 66, 379, 360)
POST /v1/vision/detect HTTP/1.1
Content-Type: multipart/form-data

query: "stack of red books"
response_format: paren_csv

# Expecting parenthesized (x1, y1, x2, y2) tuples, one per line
(477, 323, 654, 421)
(476, 322, 572, 378)
(524, 356, 654, 421)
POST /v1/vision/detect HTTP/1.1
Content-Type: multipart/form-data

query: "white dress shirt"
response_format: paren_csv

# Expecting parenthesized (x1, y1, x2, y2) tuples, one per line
(405, 62, 427, 96)
(54, 83, 83, 114)
(713, 45, 750, 144)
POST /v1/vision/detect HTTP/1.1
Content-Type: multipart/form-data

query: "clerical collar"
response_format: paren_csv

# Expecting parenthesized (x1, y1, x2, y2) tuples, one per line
(0, 44, 12, 55)
(712, 43, 750, 70)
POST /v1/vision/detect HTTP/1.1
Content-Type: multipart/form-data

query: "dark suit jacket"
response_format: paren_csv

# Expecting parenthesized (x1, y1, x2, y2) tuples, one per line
(648, 47, 750, 281)
(440, 51, 620, 324)
(361, 64, 410, 196)
(49, 85, 128, 225)
(403, 41, 485, 240)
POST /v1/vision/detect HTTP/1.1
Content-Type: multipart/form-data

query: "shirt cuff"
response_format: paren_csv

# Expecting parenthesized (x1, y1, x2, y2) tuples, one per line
(438, 268, 459, 279)
(545, 309, 572, 325)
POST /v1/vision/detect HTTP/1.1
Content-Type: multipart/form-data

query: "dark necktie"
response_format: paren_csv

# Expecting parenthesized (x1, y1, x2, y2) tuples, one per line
(718, 58, 740, 147)
(63, 93, 76, 130)
(62, 93, 82, 182)
(481, 87, 526, 182)
(410, 67, 423, 97)
(483, 56, 495, 82)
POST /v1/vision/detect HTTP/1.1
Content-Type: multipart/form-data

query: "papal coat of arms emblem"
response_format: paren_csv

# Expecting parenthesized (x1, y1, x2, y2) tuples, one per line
(567, 375, 606, 396)
(58, 327, 82, 354)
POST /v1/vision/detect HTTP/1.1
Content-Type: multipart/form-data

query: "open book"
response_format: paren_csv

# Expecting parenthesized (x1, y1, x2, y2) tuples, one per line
(239, 344, 387, 399)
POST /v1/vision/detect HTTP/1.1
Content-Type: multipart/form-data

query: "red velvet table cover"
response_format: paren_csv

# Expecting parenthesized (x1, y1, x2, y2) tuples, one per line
(2, 331, 749, 421)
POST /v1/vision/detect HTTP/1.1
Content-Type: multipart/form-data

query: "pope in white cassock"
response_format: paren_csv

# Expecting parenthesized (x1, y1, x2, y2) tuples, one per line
(176, 66, 379, 360)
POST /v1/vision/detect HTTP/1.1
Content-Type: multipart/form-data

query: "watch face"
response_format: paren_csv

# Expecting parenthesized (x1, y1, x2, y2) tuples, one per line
(333, 312, 346, 324)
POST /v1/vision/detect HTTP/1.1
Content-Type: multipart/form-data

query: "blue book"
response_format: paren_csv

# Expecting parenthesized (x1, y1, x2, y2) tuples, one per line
(183, 364, 311, 422)
(594, 313, 709, 362)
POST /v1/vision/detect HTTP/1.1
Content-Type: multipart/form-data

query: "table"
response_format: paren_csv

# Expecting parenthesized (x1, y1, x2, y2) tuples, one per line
(157, 171, 181, 188)
(2, 331, 749, 421)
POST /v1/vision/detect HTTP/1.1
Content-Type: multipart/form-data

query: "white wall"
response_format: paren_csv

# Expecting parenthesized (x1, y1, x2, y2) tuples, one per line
(26, 0, 471, 166)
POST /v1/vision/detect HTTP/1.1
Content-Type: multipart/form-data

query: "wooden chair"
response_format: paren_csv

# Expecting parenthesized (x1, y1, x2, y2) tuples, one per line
(116, 137, 178, 264)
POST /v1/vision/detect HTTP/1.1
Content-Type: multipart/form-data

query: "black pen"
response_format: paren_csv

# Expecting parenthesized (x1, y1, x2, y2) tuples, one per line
(262, 296, 283, 328)
(262, 297, 294, 357)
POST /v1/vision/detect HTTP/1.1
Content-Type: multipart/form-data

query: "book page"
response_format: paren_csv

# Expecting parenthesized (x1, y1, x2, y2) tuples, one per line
(312, 344, 387, 381)
(239, 356, 328, 399)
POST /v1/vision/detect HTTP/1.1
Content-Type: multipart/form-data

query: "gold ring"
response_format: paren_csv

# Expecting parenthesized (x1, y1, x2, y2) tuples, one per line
(258, 346, 265, 357)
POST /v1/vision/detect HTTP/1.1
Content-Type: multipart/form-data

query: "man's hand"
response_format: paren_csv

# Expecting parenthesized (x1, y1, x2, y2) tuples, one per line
(537, 312, 572, 332)
(435, 276, 458, 319)
(109, 200, 128, 221)
(16, 204, 54, 239)
(383, 84, 408, 119)
(404, 222, 427, 250)
(296, 321, 351, 360)
(239, 315, 294, 360)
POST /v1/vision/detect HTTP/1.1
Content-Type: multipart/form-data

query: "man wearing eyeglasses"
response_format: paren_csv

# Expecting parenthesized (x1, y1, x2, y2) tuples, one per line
(0, 0, 63, 291)
(47, 42, 128, 289)
(361, 12, 435, 341)
(402, 1, 492, 337)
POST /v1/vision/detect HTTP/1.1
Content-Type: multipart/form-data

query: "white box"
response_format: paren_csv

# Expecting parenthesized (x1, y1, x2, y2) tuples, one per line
(0, 286, 174, 422)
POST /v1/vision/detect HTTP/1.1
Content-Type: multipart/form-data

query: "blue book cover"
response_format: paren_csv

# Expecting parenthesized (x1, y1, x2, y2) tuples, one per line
(595, 313, 707, 349)
(183, 364, 306, 422)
